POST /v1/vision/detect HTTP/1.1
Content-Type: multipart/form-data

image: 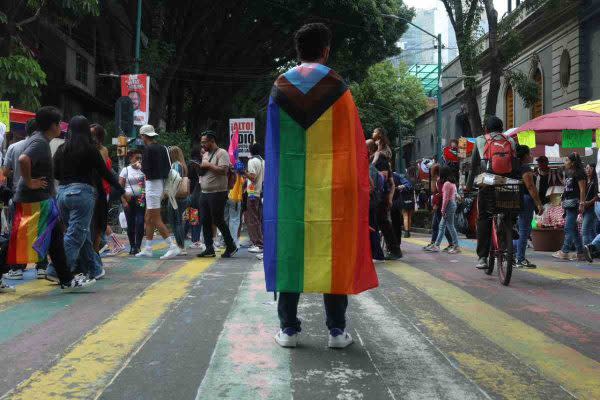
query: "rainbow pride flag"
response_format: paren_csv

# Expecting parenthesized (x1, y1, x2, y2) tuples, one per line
(7, 199, 59, 264)
(264, 63, 378, 295)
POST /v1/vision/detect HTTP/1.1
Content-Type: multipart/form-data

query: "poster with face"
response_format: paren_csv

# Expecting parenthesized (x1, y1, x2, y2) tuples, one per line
(121, 74, 150, 126)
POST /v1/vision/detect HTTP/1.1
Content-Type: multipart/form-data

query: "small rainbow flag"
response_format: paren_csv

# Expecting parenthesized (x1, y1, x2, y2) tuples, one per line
(7, 199, 59, 264)
(263, 63, 378, 295)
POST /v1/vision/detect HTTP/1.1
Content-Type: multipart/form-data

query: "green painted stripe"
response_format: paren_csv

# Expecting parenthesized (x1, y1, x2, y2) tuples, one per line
(276, 110, 306, 291)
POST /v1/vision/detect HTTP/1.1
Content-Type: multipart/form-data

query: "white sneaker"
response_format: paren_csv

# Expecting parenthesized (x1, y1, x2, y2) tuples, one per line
(62, 274, 96, 291)
(180, 247, 188, 256)
(248, 246, 263, 254)
(189, 242, 204, 249)
(160, 245, 182, 260)
(328, 329, 353, 349)
(94, 269, 106, 280)
(0, 280, 16, 293)
(256, 253, 264, 260)
(136, 247, 153, 257)
(99, 244, 110, 254)
(274, 328, 299, 348)
(2, 269, 24, 280)
(108, 247, 126, 256)
(36, 269, 47, 279)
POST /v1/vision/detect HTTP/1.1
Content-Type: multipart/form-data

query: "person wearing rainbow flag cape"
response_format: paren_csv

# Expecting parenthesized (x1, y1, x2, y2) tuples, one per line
(264, 23, 378, 348)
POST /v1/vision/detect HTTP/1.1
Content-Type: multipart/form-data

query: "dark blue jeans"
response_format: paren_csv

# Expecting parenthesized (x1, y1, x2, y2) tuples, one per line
(167, 198, 187, 248)
(278, 293, 348, 331)
(562, 207, 583, 253)
(512, 194, 534, 262)
(57, 183, 100, 277)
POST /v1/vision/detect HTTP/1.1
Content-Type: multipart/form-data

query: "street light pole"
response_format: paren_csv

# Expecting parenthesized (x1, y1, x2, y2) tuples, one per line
(383, 13, 443, 161)
(134, 0, 142, 73)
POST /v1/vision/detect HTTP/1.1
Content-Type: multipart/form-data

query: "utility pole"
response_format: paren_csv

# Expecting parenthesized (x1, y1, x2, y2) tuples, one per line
(134, 0, 142, 73)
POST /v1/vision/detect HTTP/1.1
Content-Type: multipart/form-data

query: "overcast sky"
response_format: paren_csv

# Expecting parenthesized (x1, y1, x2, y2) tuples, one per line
(403, 0, 509, 17)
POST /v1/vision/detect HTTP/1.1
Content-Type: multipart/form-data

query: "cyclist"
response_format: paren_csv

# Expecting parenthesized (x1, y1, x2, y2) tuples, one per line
(466, 116, 517, 270)
(513, 145, 544, 268)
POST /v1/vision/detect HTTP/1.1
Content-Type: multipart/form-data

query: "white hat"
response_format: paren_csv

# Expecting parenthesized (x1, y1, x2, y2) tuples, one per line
(139, 124, 158, 137)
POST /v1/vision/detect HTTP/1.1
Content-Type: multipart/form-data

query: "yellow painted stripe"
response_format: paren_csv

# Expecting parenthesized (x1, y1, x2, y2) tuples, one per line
(303, 107, 333, 292)
(403, 236, 589, 281)
(8, 257, 214, 400)
(386, 262, 600, 399)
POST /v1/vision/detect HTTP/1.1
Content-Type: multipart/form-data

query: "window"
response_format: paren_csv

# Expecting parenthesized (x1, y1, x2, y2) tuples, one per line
(505, 85, 515, 129)
(75, 53, 88, 85)
(531, 68, 543, 119)
(560, 50, 571, 89)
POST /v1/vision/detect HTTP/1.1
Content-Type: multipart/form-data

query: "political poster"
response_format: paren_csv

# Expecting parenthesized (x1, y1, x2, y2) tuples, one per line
(121, 74, 150, 126)
(0, 101, 10, 132)
(229, 118, 255, 158)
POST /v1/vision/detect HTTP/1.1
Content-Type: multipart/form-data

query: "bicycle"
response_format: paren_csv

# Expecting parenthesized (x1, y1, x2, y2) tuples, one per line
(484, 184, 522, 286)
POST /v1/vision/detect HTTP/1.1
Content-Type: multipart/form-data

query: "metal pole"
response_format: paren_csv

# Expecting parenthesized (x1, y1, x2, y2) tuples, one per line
(397, 115, 404, 173)
(436, 33, 443, 161)
(134, 0, 142, 73)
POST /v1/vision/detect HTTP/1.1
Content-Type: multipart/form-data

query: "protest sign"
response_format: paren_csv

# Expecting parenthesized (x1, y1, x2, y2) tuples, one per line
(517, 130, 536, 149)
(229, 118, 255, 158)
(121, 74, 150, 126)
(0, 101, 10, 132)
(562, 129, 593, 149)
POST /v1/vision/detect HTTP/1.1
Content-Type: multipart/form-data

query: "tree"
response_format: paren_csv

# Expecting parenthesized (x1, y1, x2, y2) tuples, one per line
(350, 61, 428, 141)
(0, 0, 99, 109)
(441, 0, 560, 136)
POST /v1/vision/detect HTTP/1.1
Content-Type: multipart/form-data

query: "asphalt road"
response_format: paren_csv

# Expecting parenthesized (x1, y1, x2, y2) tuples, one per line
(0, 234, 599, 400)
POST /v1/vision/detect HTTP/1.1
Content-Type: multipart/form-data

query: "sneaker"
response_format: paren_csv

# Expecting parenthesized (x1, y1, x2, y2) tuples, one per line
(583, 245, 595, 263)
(476, 257, 488, 269)
(189, 242, 204, 249)
(256, 253, 264, 260)
(328, 328, 353, 349)
(403, 231, 411, 238)
(180, 247, 188, 256)
(422, 243, 434, 251)
(108, 247, 126, 257)
(248, 245, 263, 254)
(45, 273, 60, 283)
(274, 328, 299, 348)
(36, 269, 47, 279)
(160, 245, 182, 260)
(516, 259, 536, 269)
(2, 269, 24, 280)
(0, 281, 16, 293)
(427, 245, 440, 252)
(62, 274, 96, 291)
(136, 247, 154, 258)
(552, 250, 570, 260)
(94, 269, 106, 280)
(129, 247, 137, 255)
(448, 246, 461, 254)
(99, 244, 110, 254)
(197, 248, 216, 258)
(569, 252, 586, 262)
(442, 245, 453, 252)
(221, 246, 238, 258)
(385, 252, 402, 260)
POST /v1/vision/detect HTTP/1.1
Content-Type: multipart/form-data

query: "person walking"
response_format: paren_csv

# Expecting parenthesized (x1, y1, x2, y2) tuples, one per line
(398, 174, 415, 238)
(186, 143, 203, 249)
(423, 160, 454, 251)
(374, 157, 402, 259)
(54, 116, 126, 278)
(582, 163, 598, 245)
(119, 150, 145, 255)
(244, 143, 264, 253)
(136, 124, 181, 259)
(427, 167, 460, 253)
(9, 107, 95, 290)
(167, 146, 188, 254)
(196, 131, 237, 258)
(553, 153, 586, 261)
(511, 145, 544, 269)
(264, 23, 378, 349)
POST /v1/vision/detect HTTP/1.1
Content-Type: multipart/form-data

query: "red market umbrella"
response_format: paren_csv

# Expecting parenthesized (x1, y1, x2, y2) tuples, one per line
(9, 108, 35, 124)
(511, 109, 600, 146)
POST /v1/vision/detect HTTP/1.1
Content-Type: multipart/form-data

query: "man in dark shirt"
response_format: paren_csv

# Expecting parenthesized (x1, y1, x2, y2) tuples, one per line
(13, 107, 95, 290)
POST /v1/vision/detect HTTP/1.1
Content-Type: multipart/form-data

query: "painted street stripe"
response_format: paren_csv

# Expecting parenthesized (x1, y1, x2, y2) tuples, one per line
(195, 263, 292, 400)
(6, 257, 214, 400)
(403, 236, 596, 281)
(386, 262, 600, 400)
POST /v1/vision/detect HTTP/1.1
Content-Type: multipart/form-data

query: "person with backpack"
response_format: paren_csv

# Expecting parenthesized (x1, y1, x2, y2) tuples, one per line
(466, 116, 517, 269)
(137, 125, 180, 259)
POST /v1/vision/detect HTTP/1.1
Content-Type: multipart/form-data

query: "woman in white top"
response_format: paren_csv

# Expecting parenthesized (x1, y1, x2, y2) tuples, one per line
(119, 150, 146, 255)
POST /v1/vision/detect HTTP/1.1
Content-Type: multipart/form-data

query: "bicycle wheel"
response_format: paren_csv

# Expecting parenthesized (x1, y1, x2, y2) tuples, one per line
(497, 216, 514, 286)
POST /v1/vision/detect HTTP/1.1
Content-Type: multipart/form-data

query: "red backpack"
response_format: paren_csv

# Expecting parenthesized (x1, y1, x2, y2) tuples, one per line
(483, 133, 515, 175)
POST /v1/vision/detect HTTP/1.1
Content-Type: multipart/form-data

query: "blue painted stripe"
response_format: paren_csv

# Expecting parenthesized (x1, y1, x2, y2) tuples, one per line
(283, 63, 331, 94)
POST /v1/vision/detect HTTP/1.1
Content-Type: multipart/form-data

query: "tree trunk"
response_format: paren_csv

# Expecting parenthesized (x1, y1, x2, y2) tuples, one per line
(482, 1, 501, 118)
(464, 86, 483, 136)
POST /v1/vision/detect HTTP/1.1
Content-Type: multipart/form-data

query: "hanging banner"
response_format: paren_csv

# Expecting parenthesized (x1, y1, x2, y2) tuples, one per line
(562, 129, 593, 149)
(121, 74, 150, 126)
(229, 118, 255, 158)
(517, 130, 536, 149)
(0, 101, 10, 132)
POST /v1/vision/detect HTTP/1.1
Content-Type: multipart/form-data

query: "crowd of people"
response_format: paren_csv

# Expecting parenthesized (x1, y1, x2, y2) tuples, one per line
(0, 107, 266, 293)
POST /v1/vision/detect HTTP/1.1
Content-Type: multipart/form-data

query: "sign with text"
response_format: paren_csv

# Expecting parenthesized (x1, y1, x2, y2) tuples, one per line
(229, 118, 255, 158)
(121, 74, 150, 126)
(562, 129, 593, 149)
(0, 101, 10, 132)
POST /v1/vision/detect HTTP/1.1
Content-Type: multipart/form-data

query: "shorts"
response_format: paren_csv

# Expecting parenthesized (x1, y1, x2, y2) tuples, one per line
(145, 179, 164, 210)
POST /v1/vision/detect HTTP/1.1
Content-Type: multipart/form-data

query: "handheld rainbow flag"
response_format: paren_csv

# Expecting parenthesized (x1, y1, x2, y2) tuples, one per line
(7, 199, 59, 264)
(264, 63, 378, 295)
